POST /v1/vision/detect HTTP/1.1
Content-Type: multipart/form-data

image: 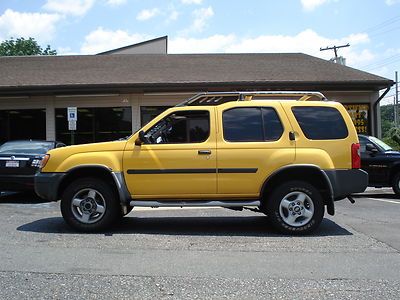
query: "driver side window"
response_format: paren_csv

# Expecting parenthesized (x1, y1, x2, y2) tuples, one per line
(359, 137, 368, 153)
(144, 110, 210, 144)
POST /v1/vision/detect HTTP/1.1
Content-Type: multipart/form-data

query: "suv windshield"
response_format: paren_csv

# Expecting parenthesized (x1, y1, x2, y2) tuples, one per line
(0, 141, 53, 155)
(370, 136, 393, 151)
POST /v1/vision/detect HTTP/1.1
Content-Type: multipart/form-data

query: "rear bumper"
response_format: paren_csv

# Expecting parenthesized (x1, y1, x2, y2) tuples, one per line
(34, 172, 66, 201)
(325, 169, 368, 200)
(0, 174, 35, 191)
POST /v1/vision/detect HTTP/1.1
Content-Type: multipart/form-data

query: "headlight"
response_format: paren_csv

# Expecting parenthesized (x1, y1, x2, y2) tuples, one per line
(31, 159, 42, 167)
(40, 154, 50, 169)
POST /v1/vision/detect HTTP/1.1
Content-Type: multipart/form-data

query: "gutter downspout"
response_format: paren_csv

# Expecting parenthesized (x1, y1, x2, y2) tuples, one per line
(373, 86, 391, 137)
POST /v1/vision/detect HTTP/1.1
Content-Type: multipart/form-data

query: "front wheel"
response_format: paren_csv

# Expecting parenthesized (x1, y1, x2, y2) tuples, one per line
(391, 173, 400, 196)
(265, 181, 324, 235)
(61, 178, 120, 232)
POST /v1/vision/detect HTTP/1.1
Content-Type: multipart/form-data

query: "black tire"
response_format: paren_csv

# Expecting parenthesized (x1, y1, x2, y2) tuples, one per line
(392, 173, 400, 196)
(121, 205, 133, 217)
(61, 177, 120, 232)
(265, 181, 324, 235)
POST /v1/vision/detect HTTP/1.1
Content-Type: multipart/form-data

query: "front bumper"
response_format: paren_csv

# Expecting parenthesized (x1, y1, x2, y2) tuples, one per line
(34, 172, 66, 201)
(0, 174, 35, 191)
(325, 169, 368, 200)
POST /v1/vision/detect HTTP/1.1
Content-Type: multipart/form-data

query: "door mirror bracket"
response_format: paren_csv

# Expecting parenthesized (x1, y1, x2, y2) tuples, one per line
(135, 130, 148, 146)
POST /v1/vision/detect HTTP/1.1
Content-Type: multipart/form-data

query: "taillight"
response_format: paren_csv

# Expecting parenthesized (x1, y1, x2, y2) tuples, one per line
(351, 143, 361, 169)
(40, 154, 50, 169)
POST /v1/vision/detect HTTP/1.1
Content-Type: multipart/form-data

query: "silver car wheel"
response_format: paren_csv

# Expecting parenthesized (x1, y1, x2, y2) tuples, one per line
(71, 188, 106, 224)
(279, 191, 314, 227)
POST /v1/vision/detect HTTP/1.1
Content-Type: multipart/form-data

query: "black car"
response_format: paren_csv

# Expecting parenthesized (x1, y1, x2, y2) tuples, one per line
(0, 140, 65, 192)
(359, 134, 400, 195)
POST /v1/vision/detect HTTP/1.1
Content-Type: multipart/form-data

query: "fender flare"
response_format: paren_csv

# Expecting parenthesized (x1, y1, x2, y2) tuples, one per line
(260, 164, 335, 215)
(62, 164, 131, 204)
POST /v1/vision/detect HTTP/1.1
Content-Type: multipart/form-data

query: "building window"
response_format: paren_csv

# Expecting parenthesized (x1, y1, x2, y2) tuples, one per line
(55, 107, 132, 145)
(0, 109, 46, 144)
(140, 106, 170, 126)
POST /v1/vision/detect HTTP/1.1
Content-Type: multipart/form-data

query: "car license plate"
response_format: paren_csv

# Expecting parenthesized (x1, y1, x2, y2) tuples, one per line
(5, 161, 19, 168)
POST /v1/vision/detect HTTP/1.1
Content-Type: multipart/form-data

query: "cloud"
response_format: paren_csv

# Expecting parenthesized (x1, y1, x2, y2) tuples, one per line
(169, 29, 372, 68)
(181, 0, 203, 4)
(43, 0, 95, 16)
(80, 27, 374, 72)
(170, 35, 236, 53)
(385, 0, 400, 5)
(136, 8, 160, 21)
(80, 27, 151, 54)
(188, 6, 214, 32)
(0, 9, 62, 42)
(106, 0, 128, 6)
(167, 10, 179, 22)
(301, 0, 329, 11)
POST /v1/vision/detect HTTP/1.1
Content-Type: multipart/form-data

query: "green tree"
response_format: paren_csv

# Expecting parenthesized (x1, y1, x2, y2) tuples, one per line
(0, 37, 57, 56)
(381, 104, 395, 138)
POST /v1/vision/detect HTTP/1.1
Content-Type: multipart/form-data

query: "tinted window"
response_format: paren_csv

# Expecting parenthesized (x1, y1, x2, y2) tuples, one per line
(0, 109, 46, 144)
(145, 111, 210, 144)
(141, 106, 171, 126)
(223, 107, 283, 142)
(56, 107, 132, 145)
(262, 108, 284, 141)
(358, 136, 368, 153)
(292, 107, 348, 140)
(223, 108, 263, 142)
(0, 141, 53, 155)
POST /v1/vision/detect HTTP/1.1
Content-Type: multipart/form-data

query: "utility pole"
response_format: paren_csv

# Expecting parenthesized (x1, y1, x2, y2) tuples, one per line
(394, 96, 397, 127)
(396, 71, 399, 126)
(320, 43, 350, 63)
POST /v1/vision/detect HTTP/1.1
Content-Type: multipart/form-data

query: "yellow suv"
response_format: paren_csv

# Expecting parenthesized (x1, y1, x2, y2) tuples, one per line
(35, 91, 368, 234)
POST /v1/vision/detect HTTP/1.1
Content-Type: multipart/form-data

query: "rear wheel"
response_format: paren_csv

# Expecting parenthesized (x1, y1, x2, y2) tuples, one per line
(265, 181, 324, 235)
(61, 178, 120, 232)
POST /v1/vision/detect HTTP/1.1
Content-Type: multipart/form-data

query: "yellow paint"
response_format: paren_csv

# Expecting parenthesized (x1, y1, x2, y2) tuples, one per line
(42, 97, 359, 200)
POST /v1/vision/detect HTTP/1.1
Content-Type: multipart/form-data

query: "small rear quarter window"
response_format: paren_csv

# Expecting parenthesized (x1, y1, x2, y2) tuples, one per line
(292, 106, 348, 140)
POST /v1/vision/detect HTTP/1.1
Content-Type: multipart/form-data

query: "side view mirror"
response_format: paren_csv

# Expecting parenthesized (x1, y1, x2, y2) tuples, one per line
(366, 143, 378, 154)
(135, 130, 148, 146)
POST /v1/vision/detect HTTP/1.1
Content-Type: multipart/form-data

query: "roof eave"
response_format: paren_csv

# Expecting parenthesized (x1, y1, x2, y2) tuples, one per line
(0, 80, 393, 96)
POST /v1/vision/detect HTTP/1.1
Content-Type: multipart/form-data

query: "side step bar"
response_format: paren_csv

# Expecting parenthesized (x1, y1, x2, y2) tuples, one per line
(129, 200, 261, 208)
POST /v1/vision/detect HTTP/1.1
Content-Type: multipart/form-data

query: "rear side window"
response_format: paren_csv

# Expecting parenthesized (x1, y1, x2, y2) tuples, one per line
(292, 106, 348, 140)
(223, 107, 283, 142)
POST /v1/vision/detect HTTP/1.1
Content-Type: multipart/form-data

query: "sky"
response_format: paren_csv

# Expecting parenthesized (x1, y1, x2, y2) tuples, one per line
(0, 0, 400, 104)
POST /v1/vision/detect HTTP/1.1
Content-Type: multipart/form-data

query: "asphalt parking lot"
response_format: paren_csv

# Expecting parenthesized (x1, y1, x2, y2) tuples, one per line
(0, 188, 399, 299)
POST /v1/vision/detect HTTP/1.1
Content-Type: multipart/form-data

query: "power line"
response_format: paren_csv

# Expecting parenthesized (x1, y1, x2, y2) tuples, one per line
(362, 15, 400, 34)
(369, 25, 400, 39)
(364, 56, 400, 71)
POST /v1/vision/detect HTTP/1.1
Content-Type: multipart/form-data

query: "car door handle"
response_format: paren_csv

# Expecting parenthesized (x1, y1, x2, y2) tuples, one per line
(198, 150, 211, 155)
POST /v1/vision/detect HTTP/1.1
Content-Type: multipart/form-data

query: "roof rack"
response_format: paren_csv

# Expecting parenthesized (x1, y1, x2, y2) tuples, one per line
(176, 91, 327, 106)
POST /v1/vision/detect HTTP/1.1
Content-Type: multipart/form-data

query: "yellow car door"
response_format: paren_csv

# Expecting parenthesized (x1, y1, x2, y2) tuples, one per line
(123, 107, 217, 199)
(216, 102, 295, 198)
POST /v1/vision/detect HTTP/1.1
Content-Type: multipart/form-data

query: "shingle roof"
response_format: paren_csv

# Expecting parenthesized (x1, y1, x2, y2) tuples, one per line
(0, 53, 393, 95)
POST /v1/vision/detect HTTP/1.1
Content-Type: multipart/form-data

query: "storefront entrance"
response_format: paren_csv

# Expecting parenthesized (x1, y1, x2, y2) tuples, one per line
(0, 109, 46, 144)
(55, 107, 132, 145)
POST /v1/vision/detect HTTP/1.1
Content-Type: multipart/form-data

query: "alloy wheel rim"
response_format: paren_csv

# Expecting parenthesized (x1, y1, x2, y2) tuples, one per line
(279, 191, 314, 227)
(71, 188, 106, 224)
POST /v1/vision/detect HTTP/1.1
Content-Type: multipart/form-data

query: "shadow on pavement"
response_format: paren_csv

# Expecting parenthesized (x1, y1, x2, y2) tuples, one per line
(17, 216, 352, 237)
(0, 191, 50, 204)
